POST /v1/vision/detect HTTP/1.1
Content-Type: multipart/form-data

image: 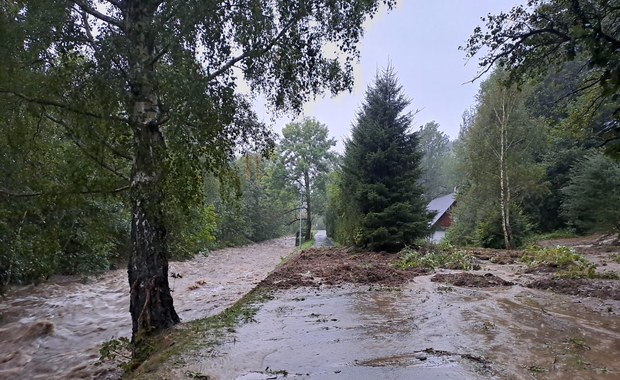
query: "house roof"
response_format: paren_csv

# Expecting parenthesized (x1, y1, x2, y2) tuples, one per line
(427, 193, 456, 227)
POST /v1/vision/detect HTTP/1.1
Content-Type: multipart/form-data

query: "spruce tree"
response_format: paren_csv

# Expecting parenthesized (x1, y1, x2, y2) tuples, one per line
(341, 67, 431, 252)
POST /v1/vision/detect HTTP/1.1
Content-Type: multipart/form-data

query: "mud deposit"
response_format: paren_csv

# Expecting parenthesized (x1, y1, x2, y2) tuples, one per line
(153, 236, 620, 380)
(259, 248, 428, 289)
(431, 272, 514, 287)
(0, 237, 295, 380)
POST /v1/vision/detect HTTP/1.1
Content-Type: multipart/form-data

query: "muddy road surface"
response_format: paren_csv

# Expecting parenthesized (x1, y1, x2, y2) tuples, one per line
(0, 237, 295, 379)
(151, 237, 620, 380)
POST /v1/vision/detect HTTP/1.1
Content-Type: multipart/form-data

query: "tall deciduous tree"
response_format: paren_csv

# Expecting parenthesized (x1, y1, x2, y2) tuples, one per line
(463, 0, 620, 156)
(277, 118, 337, 241)
(448, 70, 547, 249)
(0, 0, 393, 344)
(341, 67, 430, 252)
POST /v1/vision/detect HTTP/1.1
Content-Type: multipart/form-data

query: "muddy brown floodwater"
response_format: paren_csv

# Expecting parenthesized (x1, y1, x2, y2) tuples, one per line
(0, 237, 295, 380)
(165, 280, 620, 380)
(154, 238, 620, 380)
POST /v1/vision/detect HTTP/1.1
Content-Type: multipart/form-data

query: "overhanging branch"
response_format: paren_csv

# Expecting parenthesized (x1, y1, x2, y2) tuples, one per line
(205, 20, 295, 82)
(73, 0, 124, 29)
(1, 90, 130, 123)
(43, 113, 131, 181)
(0, 185, 130, 198)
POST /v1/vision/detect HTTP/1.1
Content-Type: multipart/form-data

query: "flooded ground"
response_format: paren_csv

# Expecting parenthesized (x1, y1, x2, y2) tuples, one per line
(2, 235, 620, 379)
(147, 236, 620, 380)
(0, 237, 295, 380)
(161, 280, 620, 380)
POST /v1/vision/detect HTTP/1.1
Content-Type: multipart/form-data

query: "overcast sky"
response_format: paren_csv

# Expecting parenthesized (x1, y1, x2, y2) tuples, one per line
(256, 0, 521, 152)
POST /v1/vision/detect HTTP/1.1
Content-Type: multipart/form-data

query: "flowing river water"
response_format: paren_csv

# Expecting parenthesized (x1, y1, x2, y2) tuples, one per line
(0, 237, 295, 379)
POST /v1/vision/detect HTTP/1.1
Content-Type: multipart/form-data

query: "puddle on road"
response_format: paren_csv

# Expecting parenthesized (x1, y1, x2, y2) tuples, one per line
(0, 237, 294, 380)
(173, 275, 620, 380)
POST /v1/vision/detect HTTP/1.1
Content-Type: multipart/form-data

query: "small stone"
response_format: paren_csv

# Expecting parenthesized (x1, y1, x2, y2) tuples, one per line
(414, 352, 428, 361)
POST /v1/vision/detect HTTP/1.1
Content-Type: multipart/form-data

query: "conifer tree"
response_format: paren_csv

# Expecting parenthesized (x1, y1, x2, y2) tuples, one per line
(341, 67, 430, 252)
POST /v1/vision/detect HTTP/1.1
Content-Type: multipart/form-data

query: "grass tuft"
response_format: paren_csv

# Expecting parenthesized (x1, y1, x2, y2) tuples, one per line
(398, 247, 474, 270)
(520, 246, 598, 279)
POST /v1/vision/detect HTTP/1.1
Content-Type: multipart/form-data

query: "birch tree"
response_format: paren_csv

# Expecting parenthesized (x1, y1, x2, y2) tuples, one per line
(452, 70, 546, 248)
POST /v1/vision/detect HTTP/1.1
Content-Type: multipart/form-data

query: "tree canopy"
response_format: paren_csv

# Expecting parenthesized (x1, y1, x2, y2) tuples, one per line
(417, 121, 453, 201)
(447, 70, 546, 248)
(276, 118, 337, 241)
(561, 150, 620, 236)
(462, 0, 620, 156)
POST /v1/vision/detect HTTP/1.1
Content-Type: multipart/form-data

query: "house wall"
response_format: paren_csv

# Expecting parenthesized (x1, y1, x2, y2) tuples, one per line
(436, 212, 452, 229)
(430, 230, 446, 243)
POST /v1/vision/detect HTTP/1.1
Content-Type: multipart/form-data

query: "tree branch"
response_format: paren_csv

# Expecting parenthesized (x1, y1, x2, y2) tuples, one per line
(466, 27, 571, 83)
(43, 113, 131, 181)
(0, 185, 130, 198)
(72, 0, 124, 29)
(205, 20, 295, 82)
(0, 90, 130, 123)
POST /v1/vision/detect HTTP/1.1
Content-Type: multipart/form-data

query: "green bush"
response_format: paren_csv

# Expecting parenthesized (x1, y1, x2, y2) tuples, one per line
(1, 196, 129, 288)
(475, 206, 531, 249)
(520, 246, 596, 278)
(168, 204, 218, 260)
(399, 247, 474, 270)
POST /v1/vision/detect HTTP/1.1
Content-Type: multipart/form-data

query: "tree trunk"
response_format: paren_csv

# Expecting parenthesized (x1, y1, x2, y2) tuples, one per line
(498, 94, 513, 250)
(304, 171, 312, 241)
(126, 2, 179, 343)
(128, 124, 179, 341)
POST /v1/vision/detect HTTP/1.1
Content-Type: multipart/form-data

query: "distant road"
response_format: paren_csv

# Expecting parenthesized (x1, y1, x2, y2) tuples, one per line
(314, 229, 334, 247)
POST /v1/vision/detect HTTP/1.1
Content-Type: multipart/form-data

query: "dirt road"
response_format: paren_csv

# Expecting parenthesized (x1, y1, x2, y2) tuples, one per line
(149, 237, 620, 380)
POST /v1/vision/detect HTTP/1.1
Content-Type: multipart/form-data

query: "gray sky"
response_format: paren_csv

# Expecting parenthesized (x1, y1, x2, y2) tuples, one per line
(257, 0, 520, 152)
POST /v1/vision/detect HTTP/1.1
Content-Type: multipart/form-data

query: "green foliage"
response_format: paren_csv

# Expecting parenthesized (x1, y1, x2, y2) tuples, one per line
(418, 121, 455, 201)
(561, 150, 620, 235)
(0, 104, 130, 286)
(520, 246, 597, 278)
(447, 70, 547, 249)
(464, 0, 620, 157)
(522, 144, 586, 233)
(398, 247, 474, 271)
(326, 170, 359, 245)
(201, 156, 293, 248)
(167, 204, 218, 260)
(275, 118, 337, 241)
(299, 239, 316, 251)
(475, 206, 532, 249)
(339, 66, 431, 252)
(99, 337, 132, 369)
